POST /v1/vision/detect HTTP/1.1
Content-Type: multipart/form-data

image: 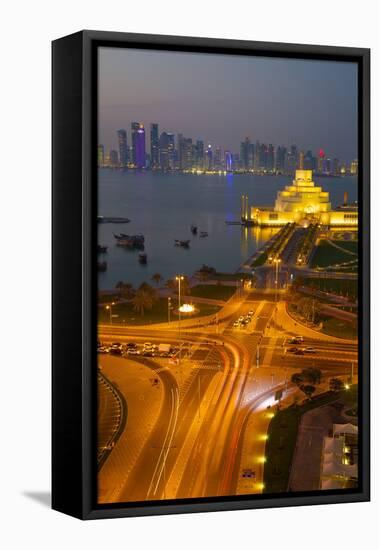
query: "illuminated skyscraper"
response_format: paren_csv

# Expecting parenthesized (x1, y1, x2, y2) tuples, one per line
(275, 146, 286, 172)
(205, 144, 213, 170)
(224, 150, 232, 171)
(98, 144, 105, 167)
(350, 159, 358, 175)
(214, 147, 222, 170)
(132, 123, 146, 168)
(318, 148, 326, 173)
(195, 140, 204, 169)
(267, 144, 275, 171)
(299, 150, 305, 170)
(150, 123, 159, 169)
(332, 158, 340, 176)
(240, 137, 253, 170)
(117, 129, 128, 167)
(109, 149, 119, 166)
(159, 132, 175, 170)
(178, 134, 193, 170)
(131, 122, 143, 166)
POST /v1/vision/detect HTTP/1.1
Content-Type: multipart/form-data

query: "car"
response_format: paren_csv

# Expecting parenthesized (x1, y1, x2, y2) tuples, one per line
(111, 342, 122, 349)
(126, 342, 137, 349)
(233, 321, 240, 328)
(98, 346, 109, 354)
(303, 347, 316, 353)
(288, 347, 299, 353)
(242, 468, 256, 479)
(142, 350, 155, 357)
(294, 349, 305, 355)
(127, 348, 139, 355)
(248, 310, 254, 316)
(143, 342, 153, 349)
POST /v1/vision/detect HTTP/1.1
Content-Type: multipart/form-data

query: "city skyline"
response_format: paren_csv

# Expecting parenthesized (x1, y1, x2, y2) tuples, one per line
(98, 122, 358, 175)
(99, 47, 358, 161)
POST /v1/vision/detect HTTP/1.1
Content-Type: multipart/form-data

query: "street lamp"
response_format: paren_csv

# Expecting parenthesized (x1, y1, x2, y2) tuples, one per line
(105, 301, 115, 324)
(175, 275, 184, 364)
(273, 256, 281, 301)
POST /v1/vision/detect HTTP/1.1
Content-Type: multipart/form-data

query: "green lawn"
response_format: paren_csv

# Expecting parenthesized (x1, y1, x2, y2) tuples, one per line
(311, 240, 357, 268)
(263, 387, 357, 493)
(98, 297, 221, 325)
(305, 277, 358, 300)
(332, 240, 358, 254)
(320, 317, 357, 340)
(212, 272, 252, 281)
(190, 284, 237, 301)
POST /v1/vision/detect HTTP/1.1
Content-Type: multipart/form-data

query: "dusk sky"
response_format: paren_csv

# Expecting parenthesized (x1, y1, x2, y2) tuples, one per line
(98, 47, 358, 161)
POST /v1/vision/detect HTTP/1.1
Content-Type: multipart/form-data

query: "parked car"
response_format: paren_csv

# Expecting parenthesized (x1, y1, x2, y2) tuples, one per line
(303, 347, 316, 353)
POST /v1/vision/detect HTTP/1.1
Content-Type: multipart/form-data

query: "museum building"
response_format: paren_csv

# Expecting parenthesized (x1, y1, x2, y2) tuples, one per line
(242, 170, 358, 227)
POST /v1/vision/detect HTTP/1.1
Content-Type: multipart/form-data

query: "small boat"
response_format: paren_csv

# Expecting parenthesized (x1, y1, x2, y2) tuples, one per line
(97, 245, 108, 253)
(191, 224, 198, 235)
(97, 261, 107, 271)
(98, 216, 130, 224)
(139, 253, 147, 264)
(199, 231, 208, 238)
(117, 239, 145, 250)
(119, 233, 145, 243)
(175, 239, 190, 248)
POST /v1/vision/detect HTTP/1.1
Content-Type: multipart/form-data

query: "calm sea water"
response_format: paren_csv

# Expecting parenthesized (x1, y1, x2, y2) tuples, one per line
(98, 170, 357, 290)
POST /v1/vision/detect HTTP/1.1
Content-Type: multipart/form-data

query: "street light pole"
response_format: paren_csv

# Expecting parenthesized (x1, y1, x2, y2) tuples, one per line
(176, 275, 184, 365)
(168, 296, 171, 323)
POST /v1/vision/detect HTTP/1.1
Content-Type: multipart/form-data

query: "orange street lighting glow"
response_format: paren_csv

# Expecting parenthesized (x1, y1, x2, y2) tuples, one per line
(179, 303, 195, 313)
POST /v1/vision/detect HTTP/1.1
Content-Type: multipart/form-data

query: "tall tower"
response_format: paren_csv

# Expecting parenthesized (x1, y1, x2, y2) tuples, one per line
(117, 129, 128, 167)
(135, 124, 146, 168)
(131, 122, 140, 166)
(299, 150, 305, 170)
(150, 123, 159, 169)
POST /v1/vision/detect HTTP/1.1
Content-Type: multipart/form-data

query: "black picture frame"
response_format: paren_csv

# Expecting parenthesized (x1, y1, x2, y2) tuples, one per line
(52, 30, 370, 520)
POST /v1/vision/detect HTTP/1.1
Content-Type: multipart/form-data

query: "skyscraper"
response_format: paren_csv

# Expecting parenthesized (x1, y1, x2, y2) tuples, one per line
(178, 134, 193, 170)
(350, 159, 358, 175)
(131, 122, 140, 166)
(117, 129, 128, 167)
(240, 137, 253, 170)
(267, 144, 275, 171)
(159, 132, 175, 170)
(133, 124, 146, 168)
(195, 140, 204, 169)
(150, 123, 159, 169)
(299, 150, 305, 170)
(205, 144, 213, 170)
(214, 147, 222, 170)
(224, 150, 232, 171)
(109, 149, 119, 166)
(98, 144, 105, 167)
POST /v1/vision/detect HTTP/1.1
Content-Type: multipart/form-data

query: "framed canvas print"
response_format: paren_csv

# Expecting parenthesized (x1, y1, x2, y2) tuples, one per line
(52, 31, 370, 519)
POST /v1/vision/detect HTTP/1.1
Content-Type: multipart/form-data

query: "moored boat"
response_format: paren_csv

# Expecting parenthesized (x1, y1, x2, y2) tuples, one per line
(139, 253, 147, 264)
(175, 239, 190, 248)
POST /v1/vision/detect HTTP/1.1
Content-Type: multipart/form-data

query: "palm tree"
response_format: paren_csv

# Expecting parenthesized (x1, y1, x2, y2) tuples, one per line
(115, 281, 134, 299)
(131, 290, 153, 317)
(151, 273, 162, 287)
(299, 384, 316, 400)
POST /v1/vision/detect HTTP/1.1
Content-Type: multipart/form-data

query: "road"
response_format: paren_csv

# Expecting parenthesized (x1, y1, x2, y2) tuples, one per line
(97, 291, 357, 503)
